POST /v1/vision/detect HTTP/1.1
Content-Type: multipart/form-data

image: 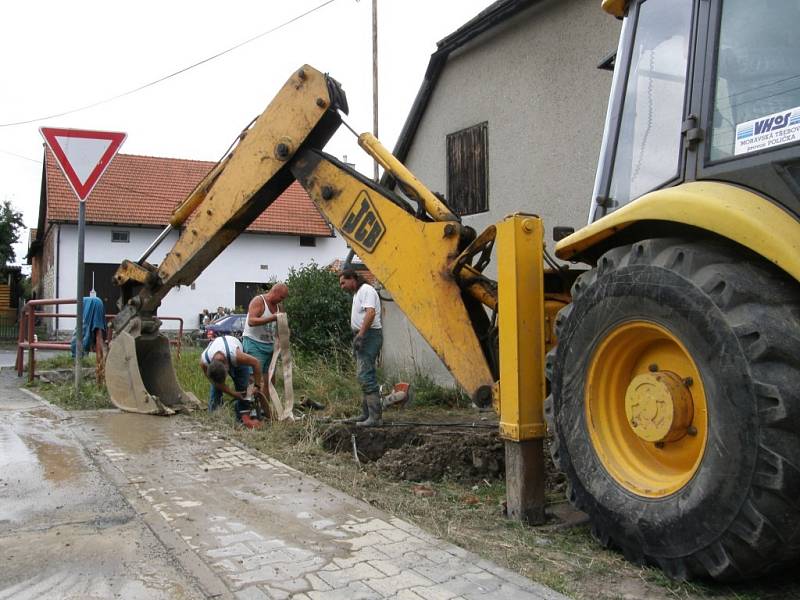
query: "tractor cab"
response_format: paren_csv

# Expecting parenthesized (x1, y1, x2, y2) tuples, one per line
(592, 0, 800, 222)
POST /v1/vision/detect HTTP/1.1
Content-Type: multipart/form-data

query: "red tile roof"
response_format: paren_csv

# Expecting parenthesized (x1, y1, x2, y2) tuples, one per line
(44, 150, 334, 237)
(327, 258, 378, 286)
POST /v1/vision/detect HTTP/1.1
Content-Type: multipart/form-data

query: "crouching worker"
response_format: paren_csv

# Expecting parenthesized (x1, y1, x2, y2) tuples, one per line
(200, 334, 263, 421)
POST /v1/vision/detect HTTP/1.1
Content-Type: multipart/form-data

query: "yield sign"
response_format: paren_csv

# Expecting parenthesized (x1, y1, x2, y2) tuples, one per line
(39, 127, 126, 201)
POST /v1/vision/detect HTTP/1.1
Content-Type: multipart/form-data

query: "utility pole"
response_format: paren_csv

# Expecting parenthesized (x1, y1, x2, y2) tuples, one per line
(372, 0, 379, 182)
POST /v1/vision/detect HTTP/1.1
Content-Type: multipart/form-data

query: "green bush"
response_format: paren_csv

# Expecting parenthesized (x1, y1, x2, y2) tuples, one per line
(284, 262, 352, 356)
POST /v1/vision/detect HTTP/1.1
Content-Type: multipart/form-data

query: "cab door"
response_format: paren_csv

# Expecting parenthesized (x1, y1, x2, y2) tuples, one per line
(590, 0, 698, 223)
(693, 0, 800, 217)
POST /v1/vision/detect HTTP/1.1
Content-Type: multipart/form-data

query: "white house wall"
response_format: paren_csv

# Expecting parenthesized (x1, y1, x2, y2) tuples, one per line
(55, 224, 347, 332)
(383, 0, 621, 386)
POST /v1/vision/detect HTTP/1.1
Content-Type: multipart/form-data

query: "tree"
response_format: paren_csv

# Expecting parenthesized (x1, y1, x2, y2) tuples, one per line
(0, 200, 25, 266)
(283, 262, 352, 356)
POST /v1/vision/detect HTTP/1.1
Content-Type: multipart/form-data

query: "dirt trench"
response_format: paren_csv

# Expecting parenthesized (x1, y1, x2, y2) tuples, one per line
(321, 421, 565, 492)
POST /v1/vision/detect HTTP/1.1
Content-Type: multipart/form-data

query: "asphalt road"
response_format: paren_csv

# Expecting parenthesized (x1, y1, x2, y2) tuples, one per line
(0, 346, 62, 369)
(0, 370, 204, 599)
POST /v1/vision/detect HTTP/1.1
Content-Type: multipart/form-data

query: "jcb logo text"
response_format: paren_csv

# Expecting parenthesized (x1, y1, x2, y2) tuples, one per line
(341, 191, 385, 252)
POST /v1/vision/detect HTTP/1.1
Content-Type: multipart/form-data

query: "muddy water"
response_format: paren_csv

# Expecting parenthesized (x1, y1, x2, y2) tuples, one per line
(89, 411, 171, 454)
(0, 405, 88, 524)
(0, 372, 205, 599)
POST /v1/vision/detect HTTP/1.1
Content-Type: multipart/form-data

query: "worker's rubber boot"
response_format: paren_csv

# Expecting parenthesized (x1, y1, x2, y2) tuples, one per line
(342, 395, 369, 423)
(356, 392, 383, 427)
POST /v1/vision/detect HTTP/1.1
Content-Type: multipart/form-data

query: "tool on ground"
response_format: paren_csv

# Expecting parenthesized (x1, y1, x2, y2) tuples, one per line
(381, 382, 412, 410)
(299, 397, 326, 411)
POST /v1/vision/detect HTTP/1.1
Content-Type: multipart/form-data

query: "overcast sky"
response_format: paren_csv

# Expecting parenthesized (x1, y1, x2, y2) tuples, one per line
(0, 0, 492, 266)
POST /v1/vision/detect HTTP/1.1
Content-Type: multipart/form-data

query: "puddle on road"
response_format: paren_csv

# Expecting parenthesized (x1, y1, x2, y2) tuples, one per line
(0, 409, 83, 484)
(89, 412, 171, 454)
(0, 425, 38, 474)
(23, 436, 82, 483)
(0, 417, 88, 523)
(26, 406, 65, 421)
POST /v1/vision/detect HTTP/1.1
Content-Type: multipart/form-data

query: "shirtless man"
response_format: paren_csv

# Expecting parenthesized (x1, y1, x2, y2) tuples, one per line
(242, 282, 289, 382)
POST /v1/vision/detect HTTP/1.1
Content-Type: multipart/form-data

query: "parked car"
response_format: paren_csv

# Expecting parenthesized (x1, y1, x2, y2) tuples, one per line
(203, 314, 247, 342)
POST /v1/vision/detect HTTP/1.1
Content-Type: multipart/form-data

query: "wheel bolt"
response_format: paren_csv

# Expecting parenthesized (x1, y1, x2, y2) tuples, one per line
(648, 363, 658, 372)
(683, 376, 693, 387)
(687, 426, 697, 436)
(655, 442, 665, 449)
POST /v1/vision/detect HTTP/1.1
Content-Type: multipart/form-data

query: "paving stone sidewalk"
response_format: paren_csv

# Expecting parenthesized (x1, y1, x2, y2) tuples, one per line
(69, 409, 568, 600)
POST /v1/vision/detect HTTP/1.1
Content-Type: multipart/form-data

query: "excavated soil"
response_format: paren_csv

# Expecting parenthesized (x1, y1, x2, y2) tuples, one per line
(321, 421, 566, 491)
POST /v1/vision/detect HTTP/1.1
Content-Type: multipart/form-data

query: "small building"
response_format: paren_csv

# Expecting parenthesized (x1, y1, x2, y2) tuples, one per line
(28, 149, 348, 334)
(380, 0, 621, 383)
(0, 265, 23, 337)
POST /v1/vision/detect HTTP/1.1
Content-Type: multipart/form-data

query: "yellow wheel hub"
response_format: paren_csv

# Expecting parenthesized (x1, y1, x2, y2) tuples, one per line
(586, 321, 707, 498)
(625, 371, 693, 443)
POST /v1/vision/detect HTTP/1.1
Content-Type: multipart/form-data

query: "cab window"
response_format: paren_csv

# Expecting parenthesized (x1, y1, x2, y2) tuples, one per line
(608, 0, 693, 207)
(709, 0, 800, 161)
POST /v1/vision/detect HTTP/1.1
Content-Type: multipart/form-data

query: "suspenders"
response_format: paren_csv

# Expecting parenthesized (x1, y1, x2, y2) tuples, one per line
(221, 336, 232, 364)
(205, 336, 233, 365)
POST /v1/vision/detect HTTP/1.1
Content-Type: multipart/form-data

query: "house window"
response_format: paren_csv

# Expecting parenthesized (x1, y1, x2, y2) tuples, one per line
(299, 236, 316, 247)
(446, 122, 489, 216)
(111, 230, 130, 243)
(235, 281, 268, 311)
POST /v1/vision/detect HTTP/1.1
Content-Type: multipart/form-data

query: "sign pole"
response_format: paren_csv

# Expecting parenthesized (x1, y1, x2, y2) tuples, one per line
(38, 127, 126, 399)
(75, 199, 86, 395)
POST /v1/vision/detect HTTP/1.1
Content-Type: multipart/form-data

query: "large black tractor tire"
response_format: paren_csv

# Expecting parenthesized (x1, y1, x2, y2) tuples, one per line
(546, 237, 800, 581)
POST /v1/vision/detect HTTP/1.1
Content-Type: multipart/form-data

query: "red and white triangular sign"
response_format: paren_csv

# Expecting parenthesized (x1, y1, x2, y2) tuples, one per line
(39, 127, 126, 201)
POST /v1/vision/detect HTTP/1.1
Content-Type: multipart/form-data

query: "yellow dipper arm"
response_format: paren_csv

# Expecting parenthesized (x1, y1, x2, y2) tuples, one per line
(290, 150, 495, 405)
(357, 132, 458, 223)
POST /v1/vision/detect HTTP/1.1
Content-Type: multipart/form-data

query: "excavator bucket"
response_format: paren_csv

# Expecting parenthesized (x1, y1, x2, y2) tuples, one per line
(106, 332, 200, 415)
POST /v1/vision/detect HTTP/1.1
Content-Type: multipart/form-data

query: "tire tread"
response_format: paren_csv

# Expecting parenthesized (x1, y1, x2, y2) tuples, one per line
(549, 237, 800, 581)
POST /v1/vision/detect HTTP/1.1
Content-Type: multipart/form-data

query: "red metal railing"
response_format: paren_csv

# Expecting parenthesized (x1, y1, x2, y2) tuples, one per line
(16, 298, 183, 383)
(104, 316, 184, 358)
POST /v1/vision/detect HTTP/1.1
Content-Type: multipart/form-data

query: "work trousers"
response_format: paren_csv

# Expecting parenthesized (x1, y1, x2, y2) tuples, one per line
(208, 362, 250, 414)
(354, 328, 382, 395)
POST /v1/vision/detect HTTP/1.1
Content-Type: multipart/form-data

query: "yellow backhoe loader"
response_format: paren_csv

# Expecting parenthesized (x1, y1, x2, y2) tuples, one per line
(106, 0, 800, 581)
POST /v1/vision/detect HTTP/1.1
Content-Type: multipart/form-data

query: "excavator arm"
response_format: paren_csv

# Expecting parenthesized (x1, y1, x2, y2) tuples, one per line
(106, 66, 499, 414)
(290, 149, 496, 404)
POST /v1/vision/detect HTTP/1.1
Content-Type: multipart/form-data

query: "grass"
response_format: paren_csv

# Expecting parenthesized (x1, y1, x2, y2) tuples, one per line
(34, 378, 114, 410)
(37, 351, 96, 370)
(30, 351, 113, 410)
(27, 348, 800, 599)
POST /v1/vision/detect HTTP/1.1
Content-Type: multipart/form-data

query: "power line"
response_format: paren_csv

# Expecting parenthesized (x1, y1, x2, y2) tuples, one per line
(0, 0, 338, 128)
(0, 149, 41, 163)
